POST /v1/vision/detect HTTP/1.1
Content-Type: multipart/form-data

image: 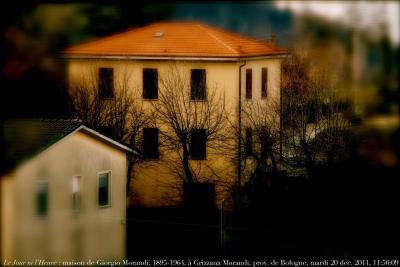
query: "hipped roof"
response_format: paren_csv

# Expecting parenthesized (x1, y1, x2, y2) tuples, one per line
(64, 22, 288, 59)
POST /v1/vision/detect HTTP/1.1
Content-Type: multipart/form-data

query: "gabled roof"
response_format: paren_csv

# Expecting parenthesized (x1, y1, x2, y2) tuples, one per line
(63, 22, 288, 59)
(1, 119, 134, 174)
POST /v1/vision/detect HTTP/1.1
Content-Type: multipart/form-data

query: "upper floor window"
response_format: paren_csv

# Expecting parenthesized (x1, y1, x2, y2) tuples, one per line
(36, 180, 48, 217)
(261, 138, 268, 160)
(143, 68, 158, 99)
(72, 175, 82, 212)
(261, 67, 268, 98)
(99, 68, 114, 99)
(190, 129, 206, 159)
(245, 128, 253, 157)
(246, 69, 252, 99)
(191, 69, 206, 100)
(98, 126, 114, 139)
(143, 128, 159, 159)
(98, 171, 111, 207)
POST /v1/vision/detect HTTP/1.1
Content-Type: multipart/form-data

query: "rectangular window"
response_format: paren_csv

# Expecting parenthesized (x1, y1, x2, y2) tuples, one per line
(98, 172, 110, 207)
(143, 128, 159, 159)
(190, 129, 206, 159)
(98, 126, 114, 139)
(36, 180, 48, 216)
(143, 68, 158, 99)
(261, 138, 268, 160)
(72, 175, 81, 212)
(246, 69, 252, 99)
(245, 128, 253, 157)
(191, 69, 206, 100)
(99, 68, 114, 99)
(261, 67, 268, 98)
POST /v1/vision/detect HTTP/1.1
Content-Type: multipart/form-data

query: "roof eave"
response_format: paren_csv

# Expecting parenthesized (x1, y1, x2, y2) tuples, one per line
(61, 52, 290, 61)
(1, 125, 137, 176)
(78, 126, 136, 154)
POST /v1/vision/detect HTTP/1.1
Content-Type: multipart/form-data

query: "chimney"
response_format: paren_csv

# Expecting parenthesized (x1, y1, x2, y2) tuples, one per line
(266, 34, 277, 44)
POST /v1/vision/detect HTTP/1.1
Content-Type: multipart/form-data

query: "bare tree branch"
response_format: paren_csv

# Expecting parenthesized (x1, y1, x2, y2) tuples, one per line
(151, 64, 231, 186)
(281, 52, 353, 178)
(68, 64, 152, 195)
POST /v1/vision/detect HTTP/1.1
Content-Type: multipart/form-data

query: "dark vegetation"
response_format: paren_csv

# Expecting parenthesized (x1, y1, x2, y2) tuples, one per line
(126, 128, 399, 257)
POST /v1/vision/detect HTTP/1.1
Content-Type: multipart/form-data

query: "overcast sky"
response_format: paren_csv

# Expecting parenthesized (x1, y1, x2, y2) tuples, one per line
(275, 1, 400, 45)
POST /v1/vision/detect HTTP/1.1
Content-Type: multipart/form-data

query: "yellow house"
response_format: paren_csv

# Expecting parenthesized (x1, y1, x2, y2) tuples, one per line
(1, 119, 132, 262)
(63, 22, 288, 208)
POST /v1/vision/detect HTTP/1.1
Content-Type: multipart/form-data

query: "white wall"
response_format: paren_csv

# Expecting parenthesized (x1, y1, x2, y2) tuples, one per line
(1, 130, 127, 261)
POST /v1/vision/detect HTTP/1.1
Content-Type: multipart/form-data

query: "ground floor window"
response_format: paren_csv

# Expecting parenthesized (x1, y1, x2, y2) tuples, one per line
(98, 171, 111, 207)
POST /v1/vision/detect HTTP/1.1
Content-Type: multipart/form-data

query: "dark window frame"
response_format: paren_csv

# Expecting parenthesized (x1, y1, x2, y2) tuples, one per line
(143, 68, 158, 100)
(261, 67, 268, 98)
(143, 128, 159, 159)
(190, 129, 207, 160)
(246, 68, 252, 99)
(261, 137, 268, 160)
(245, 128, 253, 157)
(36, 180, 48, 217)
(98, 126, 114, 139)
(72, 175, 82, 212)
(98, 171, 111, 207)
(99, 68, 114, 99)
(190, 69, 206, 101)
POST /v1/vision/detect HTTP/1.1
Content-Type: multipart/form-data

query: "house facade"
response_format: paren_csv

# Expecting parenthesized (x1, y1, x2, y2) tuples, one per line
(1, 120, 132, 261)
(63, 22, 288, 207)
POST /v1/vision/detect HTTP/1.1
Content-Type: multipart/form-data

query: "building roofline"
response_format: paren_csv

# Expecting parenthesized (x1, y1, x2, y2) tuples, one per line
(1, 124, 136, 176)
(61, 53, 289, 62)
(62, 21, 289, 60)
(76, 125, 135, 154)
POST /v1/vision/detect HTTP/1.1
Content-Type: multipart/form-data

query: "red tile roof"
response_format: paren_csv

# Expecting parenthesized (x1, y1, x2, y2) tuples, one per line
(63, 22, 287, 59)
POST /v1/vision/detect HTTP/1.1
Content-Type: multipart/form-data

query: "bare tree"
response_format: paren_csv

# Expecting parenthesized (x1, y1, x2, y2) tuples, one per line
(69, 68, 107, 130)
(69, 66, 152, 194)
(240, 97, 281, 188)
(281, 53, 353, 178)
(151, 65, 232, 187)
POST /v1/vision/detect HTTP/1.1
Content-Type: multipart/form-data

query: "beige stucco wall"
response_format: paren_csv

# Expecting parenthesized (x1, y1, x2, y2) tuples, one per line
(241, 59, 282, 103)
(1, 174, 14, 262)
(67, 57, 282, 207)
(1, 131, 127, 261)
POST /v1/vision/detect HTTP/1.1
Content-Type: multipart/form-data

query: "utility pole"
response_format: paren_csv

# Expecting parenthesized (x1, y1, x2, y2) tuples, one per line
(220, 198, 226, 256)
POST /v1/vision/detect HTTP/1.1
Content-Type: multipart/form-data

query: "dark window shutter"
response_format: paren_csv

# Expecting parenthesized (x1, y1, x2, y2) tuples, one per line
(99, 68, 114, 99)
(246, 69, 252, 99)
(36, 181, 48, 216)
(143, 69, 158, 99)
(261, 137, 268, 160)
(191, 69, 206, 100)
(143, 128, 159, 159)
(245, 128, 253, 157)
(190, 129, 206, 159)
(261, 67, 268, 98)
(98, 126, 114, 139)
(98, 172, 110, 206)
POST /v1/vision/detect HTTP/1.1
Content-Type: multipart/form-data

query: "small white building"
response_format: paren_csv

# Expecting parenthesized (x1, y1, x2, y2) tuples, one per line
(1, 119, 133, 262)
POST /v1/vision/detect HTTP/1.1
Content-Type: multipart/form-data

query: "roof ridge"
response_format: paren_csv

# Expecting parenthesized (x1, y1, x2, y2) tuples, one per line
(196, 24, 239, 56)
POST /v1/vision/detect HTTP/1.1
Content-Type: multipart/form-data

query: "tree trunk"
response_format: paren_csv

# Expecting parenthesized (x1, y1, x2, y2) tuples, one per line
(182, 142, 194, 184)
(126, 153, 134, 195)
(305, 155, 315, 181)
(268, 150, 277, 173)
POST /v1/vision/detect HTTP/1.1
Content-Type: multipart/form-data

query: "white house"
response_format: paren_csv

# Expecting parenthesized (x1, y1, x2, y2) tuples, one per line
(1, 119, 133, 262)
